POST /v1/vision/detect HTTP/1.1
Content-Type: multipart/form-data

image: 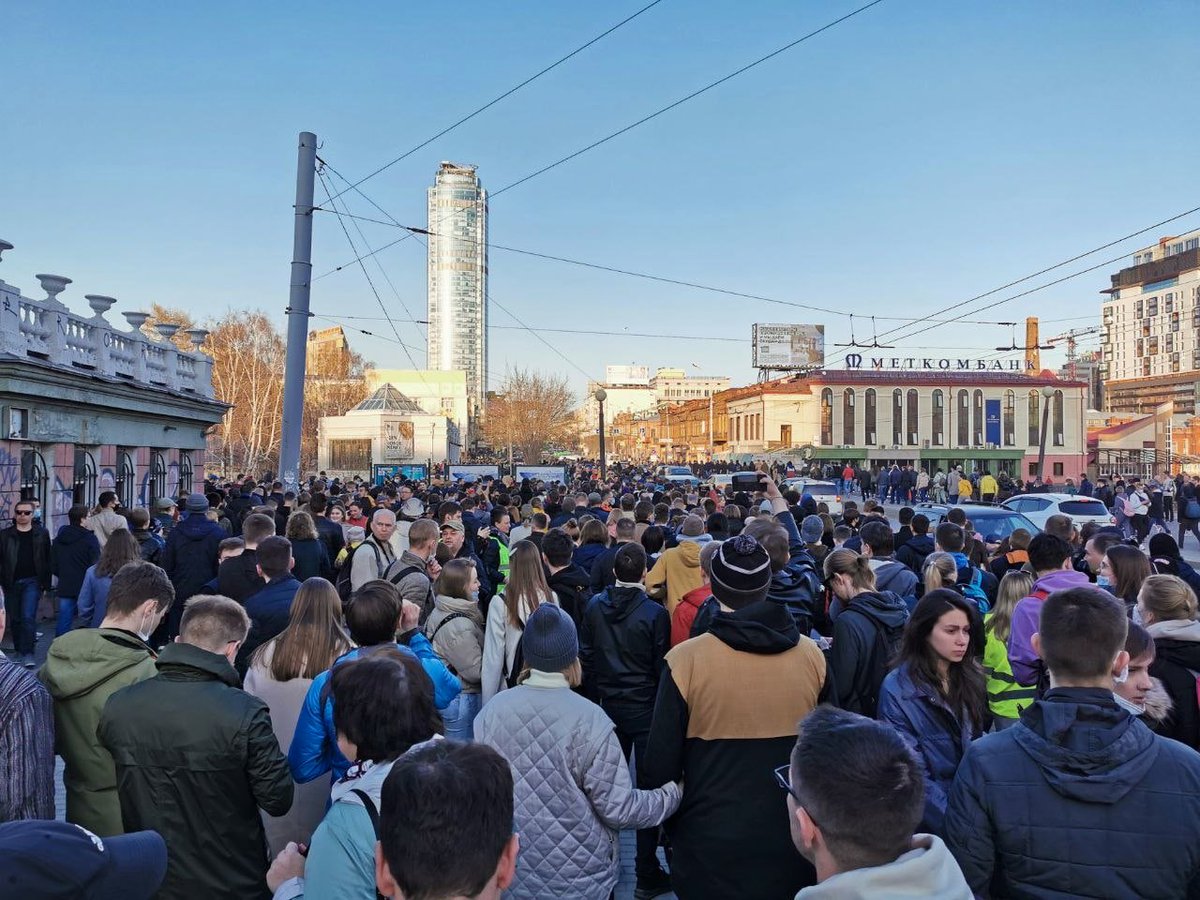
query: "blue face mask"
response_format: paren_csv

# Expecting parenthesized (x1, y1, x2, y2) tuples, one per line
(1097, 574, 1111, 588)
(31, 508, 41, 521)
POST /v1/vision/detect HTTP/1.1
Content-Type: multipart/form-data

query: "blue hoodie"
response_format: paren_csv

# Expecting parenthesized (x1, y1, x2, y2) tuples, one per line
(289, 638, 460, 783)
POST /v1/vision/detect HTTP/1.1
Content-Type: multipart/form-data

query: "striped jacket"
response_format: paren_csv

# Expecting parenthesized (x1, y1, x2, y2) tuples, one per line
(0, 657, 55, 820)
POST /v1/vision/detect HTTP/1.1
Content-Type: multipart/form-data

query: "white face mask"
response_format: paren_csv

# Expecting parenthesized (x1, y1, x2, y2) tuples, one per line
(137, 608, 157, 642)
(1131, 605, 1144, 627)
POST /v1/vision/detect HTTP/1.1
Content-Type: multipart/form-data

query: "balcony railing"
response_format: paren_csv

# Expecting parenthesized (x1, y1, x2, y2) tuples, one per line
(0, 241, 214, 397)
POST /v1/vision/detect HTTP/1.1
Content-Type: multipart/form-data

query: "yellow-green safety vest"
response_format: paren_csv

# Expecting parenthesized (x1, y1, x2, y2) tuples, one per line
(983, 615, 1037, 720)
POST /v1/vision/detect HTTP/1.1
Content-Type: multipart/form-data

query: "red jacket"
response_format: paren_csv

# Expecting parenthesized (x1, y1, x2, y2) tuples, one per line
(672, 583, 713, 647)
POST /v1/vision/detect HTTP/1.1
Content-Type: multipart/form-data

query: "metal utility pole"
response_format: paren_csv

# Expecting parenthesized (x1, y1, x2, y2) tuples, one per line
(279, 131, 317, 492)
(594, 388, 608, 480)
(1035, 386, 1053, 481)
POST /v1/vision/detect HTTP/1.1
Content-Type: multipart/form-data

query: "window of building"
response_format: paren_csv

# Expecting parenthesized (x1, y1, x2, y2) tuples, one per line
(178, 451, 194, 498)
(932, 390, 944, 446)
(329, 439, 372, 472)
(820, 390, 833, 445)
(148, 452, 169, 509)
(20, 448, 48, 508)
(842, 389, 855, 445)
(957, 390, 969, 446)
(1053, 462, 1064, 477)
(1052, 390, 1064, 447)
(972, 390, 984, 446)
(73, 448, 97, 508)
(906, 389, 919, 445)
(864, 389, 877, 444)
(116, 450, 136, 510)
(1028, 391, 1040, 446)
(892, 390, 903, 446)
(1003, 390, 1015, 446)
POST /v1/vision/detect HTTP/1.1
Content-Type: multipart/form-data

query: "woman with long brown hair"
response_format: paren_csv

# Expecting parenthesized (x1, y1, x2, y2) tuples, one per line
(878, 588, 986, 835)
(1100, 543, 1152, 615)
(481, 540, 556, 704)
(245, 577, 351, 855)
(78, 528, 142, 627)
(286, 511, 333, 581)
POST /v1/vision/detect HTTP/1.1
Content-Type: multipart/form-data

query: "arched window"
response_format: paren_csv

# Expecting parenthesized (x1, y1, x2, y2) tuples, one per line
(892, 390, 903, 446)
(820, 389, 833, 445)
(115, 450, 136, 510)
(864, 389, 877, 445)
(178, 451, 194, 498)
(973, 390, 984, 446)
(1003, 391, 1015, 447)
(20, 448, 48, 508)
(73, 448, 97, 508)
(1028, 391, 1040, 446)
(957, 390, 969, 446)
(932, 390, 944, 446)
(149, 452, 169, 509)
(906, 389, 919, 445)
(842, 389, 856, 445)
(1053, 390, 1064, 446)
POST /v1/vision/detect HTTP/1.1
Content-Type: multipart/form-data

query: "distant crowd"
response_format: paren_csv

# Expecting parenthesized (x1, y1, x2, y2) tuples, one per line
(3, 463, 1200, 899)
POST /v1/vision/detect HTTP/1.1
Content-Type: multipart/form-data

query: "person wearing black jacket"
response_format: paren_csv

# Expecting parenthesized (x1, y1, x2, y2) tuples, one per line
(1, 500, 52, 666)
(896, 514, 934, 575)
(98, 595, 293, 900)
(437, 520, 491, 604)
(543, 529, 591, 628)
(822, 549, 909, 716)
(51, 504, 101, 635)
(579, 542, 671, 897)
(161, 495, 228, 638)
(217, 513, 275, 604)
(308, 493, 345, 565)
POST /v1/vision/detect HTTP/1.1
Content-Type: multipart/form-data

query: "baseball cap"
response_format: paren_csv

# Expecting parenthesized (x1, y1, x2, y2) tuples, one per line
(440, 519, 465, 535)
(0, 820, 167, 899)
(154, 497, 176, 513)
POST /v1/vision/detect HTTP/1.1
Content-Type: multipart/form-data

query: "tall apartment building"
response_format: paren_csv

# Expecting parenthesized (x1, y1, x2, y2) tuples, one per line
(306, 326, 351, 379)
(427, 162, 487, 423)
(1101, 228, 1200, 414)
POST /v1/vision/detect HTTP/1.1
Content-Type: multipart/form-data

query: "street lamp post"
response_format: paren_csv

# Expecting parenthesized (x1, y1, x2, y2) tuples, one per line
(594, 388, 608, 480)
(1035, 386, 1054, 482)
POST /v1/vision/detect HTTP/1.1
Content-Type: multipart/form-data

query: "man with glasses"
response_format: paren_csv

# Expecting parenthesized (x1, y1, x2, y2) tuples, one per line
(1, 501, 52, 667)
(99, 594, 292, 900)
(781, 706, 972, 898)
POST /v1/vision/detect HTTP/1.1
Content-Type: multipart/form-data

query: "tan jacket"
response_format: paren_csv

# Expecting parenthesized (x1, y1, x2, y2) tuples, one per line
(646, 540, 703, 615)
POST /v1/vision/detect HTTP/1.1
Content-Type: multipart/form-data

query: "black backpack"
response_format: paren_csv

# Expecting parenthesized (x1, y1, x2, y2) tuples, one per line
(334, 543, 363, 605)
(839, 608, 905, 717)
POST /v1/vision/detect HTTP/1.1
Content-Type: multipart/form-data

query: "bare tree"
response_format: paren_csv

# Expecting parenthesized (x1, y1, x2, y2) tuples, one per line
(483, 368, 576, 464)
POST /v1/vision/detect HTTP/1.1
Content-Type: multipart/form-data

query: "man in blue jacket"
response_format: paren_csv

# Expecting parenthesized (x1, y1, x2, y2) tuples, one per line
(945, 586, 1200, 898)
(288, 579, 459, 784)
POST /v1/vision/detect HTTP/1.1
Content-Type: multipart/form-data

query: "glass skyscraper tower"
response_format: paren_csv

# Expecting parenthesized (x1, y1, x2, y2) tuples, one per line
(427, 161, 488, 424)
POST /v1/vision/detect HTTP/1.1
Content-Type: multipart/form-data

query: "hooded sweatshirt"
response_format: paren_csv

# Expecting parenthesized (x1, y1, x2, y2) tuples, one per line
(51, 523, 101, 598)
(796, 834, 972, 899)
(827, 591, 909, 717)
(579, 583, 669, 730)
(672, 583, 712, 647)
(645, 540, 703, 615)
(896, 533, 934, 575)
(868, 557, 919, 602)
(39, 628, 158, 836)
(1007, 569, 1093, 686)
(1147, 617, 1200, 749)
(945, 688, 1200, 898)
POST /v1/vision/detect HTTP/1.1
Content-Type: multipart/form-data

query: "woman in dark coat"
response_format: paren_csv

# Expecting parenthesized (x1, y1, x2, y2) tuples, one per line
(286, 512, 333, 582)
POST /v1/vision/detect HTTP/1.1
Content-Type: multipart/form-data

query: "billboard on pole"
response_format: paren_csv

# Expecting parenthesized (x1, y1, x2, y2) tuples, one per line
(752, 324, 825, 369)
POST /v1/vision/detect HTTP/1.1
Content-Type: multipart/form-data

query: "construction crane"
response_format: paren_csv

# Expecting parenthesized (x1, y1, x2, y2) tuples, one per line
(1045, 326, 1101, 380)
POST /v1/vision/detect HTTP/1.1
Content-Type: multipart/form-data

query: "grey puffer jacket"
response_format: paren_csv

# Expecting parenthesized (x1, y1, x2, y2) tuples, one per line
(474, 670, 681, 900)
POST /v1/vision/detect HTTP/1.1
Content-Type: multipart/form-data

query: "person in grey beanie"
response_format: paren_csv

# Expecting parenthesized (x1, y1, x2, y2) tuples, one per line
(475, 604, 681, 900)
(800, 514, 828, 565)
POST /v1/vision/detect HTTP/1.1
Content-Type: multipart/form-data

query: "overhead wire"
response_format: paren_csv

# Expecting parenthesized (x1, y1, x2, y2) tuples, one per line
(314, 0, 889, 282)
(321, 0, 670, 205)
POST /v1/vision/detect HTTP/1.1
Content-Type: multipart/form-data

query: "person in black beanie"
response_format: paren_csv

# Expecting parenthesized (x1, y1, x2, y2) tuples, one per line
(642, 532, 827, 899)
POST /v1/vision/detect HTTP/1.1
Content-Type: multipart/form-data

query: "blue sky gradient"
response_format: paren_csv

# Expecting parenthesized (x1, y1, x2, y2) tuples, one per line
(3, 0, 1197, 391)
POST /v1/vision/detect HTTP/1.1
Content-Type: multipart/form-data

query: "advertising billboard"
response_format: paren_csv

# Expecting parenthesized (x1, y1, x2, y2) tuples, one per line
(751, 324, 825, 369)
(382, 421, 415, 461)
(605, 364, 650, 385)
(449, 465, 500, 483)
(373, 464, 428, 486)
(514, 466, 567, 484)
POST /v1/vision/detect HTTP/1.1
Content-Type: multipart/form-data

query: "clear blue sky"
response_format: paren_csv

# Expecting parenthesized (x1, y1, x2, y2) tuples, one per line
(3, 0, 1197, 394)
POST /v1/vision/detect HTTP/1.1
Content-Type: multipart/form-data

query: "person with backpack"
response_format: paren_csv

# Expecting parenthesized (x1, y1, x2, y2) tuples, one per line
(266, 652, 443, 900)
(859, 521, 919, 608)
(896, 513, 935, 576)
(478, 507, 513, 594)
(823, 549, 910, 717)
(481, 541, 556, 704)
(933, 522, 996, 612)
(1006, 533, 1091, 688)
(348, 509, 399, 593)
(877, 589, 987, 835)
(424, 558, 485, 741)
(288, 581, 459, 785)
(1139, 573, 1200, 751)
(542, 528, 591, 628)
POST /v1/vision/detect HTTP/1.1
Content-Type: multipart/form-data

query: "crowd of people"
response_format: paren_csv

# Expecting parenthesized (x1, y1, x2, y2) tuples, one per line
(3, 462, 1200, 899)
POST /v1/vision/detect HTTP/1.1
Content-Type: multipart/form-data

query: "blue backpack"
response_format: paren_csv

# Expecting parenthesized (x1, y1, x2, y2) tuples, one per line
(955, 568, 990, 614)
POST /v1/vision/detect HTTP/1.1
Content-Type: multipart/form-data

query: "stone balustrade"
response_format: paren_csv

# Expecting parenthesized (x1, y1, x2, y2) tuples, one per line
(0, 240, 214, 397)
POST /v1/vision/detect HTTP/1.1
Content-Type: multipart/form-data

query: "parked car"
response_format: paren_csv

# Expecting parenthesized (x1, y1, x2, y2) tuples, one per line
(781, 478, 844, 516)
(709, 473, 733, 492)
(1001, 493, 1115, 531)
(912, 501, 1041, 545)
(656, 465, 701, 487)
